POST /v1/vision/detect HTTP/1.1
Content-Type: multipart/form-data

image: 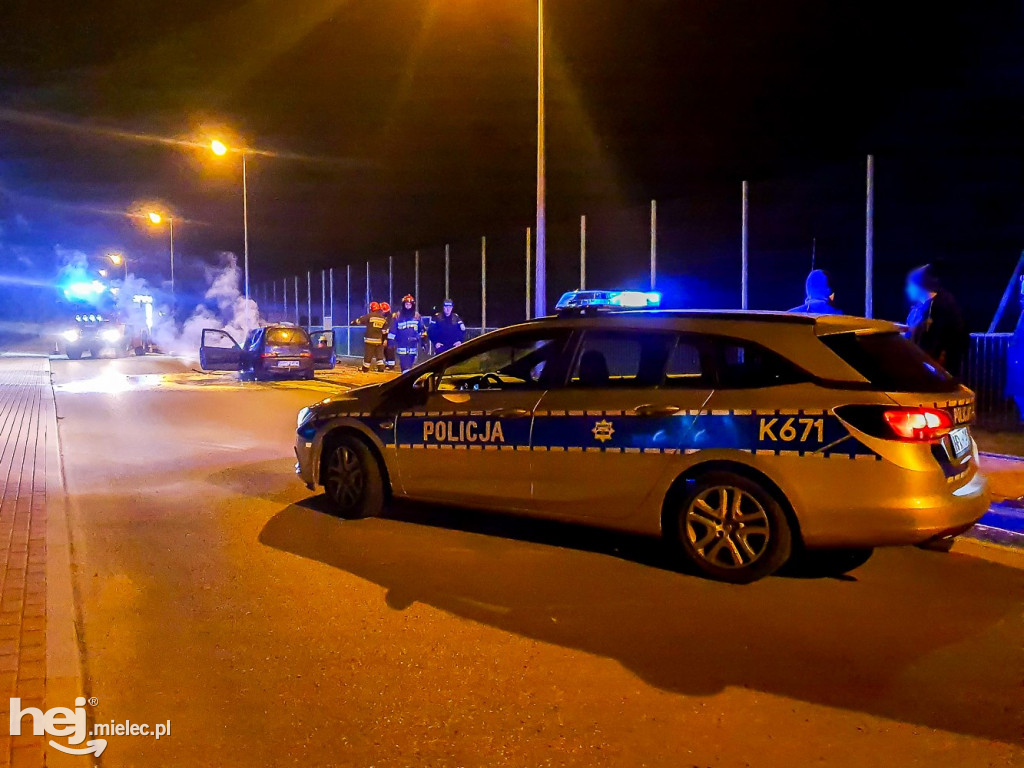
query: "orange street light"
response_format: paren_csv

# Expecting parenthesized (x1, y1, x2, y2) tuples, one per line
(209, 137, 251, 328)
(148, 211, 162, 224)
(147, 212, 175, 299)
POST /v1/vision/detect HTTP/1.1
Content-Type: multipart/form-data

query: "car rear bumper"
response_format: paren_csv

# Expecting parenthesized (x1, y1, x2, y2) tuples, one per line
(798, 469, 990, 548)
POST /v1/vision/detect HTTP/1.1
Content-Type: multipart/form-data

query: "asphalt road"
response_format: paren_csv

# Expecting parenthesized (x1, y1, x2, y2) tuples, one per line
(51, 356, 1024, 767)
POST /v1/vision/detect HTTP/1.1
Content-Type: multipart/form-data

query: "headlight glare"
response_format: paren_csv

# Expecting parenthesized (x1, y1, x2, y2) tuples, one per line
(61, 329, 80, 342)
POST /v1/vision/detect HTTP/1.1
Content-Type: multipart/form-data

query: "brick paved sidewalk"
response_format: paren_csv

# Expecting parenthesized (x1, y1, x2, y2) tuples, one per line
(0, 357, 53, 767)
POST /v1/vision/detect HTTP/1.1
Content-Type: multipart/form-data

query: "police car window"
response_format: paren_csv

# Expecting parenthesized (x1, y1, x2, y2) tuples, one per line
(570, 332, 672, 388)
(664, 338, 707, 387)
(820, 332, 959, 393)
(715, 340, 807, 389)
(437, 333, 566, 391)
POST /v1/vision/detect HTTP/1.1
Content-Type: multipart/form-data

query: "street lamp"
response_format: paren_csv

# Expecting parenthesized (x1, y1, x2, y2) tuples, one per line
(107, 251, 128, 280)
(534, 0, 546, 318)
(147, 212, 175, 300)
(210, 139, 251, 328)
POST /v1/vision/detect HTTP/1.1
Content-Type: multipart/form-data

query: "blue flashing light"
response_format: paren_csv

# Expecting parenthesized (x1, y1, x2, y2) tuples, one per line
(62, 280, 107, 301)
(555, 289, 662, 312)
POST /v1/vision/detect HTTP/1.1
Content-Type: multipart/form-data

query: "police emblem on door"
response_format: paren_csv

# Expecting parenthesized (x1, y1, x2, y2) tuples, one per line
(592, 419, 615, 443)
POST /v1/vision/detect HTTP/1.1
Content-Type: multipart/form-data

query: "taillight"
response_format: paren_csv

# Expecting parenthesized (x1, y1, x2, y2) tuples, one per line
(836, 405, 953, 442)
(882, 408, 953, 440)
(299, 351, 312, 358)
(260, 352, 277, 358)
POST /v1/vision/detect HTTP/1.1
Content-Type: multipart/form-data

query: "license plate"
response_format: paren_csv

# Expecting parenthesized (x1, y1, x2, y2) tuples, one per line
(950, 427, 971, 458)
(277, 360, 300, 368)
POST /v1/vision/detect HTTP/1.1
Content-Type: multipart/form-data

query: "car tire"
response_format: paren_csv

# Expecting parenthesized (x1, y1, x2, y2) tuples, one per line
(89, 348, 101, 359)
(323, 436, 385, 519)
(134, 346, 145, 356)
(66, 349, 82, 360)
(303, 370, 315, 381)
(670, 471, 792, 584)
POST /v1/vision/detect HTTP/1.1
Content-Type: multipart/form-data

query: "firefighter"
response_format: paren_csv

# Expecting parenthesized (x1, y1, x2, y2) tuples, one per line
(390, 294, 423, 372)
(351, 301, 389, 372)
(428, 299, 466, 354)
(380, 302, 397, 371)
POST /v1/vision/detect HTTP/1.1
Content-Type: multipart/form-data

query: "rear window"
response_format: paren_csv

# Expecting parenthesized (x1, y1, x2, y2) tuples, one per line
(820, 331, 958, 393)
(265, 327, 310, 347)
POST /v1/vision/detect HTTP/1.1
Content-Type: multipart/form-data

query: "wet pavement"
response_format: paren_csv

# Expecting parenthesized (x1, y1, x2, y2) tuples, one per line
(47, 355, 1024, 767)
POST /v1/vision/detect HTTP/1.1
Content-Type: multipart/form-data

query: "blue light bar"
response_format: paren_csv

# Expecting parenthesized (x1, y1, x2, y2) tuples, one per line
(555, 289, 661, 311)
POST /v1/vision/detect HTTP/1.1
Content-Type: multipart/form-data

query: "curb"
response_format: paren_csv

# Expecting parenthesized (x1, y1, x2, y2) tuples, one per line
(43, 359, 90, 766)
(952, 534, 1024, 569)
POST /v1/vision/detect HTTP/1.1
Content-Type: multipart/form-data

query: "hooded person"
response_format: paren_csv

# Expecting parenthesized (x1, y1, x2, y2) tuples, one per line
(789, 269, 842, 315)
(392, 294, 423, 372)
(428, 299, 466, 354)
(351, 300, 389, 372)
(904, 264, 966, 374)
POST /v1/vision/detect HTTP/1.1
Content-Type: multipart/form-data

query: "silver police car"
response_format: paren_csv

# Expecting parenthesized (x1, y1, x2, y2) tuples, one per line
(295, 293, 988, 583)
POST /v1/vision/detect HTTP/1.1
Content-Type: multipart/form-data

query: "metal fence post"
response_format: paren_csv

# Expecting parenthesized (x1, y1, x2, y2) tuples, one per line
(444, 243, 450, 300)
(741, 182, 749, 310)
(481, 236, 487, 332)
(306, 270, 312, 327)
(293, 276, 299, 325)
(346, 264, 352, 356)
(414, 250, 420, 307)
(650, 200, 657, 291)
(526, 227, 532, 320)
(321, 269, 326, 326)
(866, 154, 875, 318)
(365, 261, 370, 307)
(388, 255, 394, 308)
(329, 267, 334, 327)
(580, 215, 586, 290)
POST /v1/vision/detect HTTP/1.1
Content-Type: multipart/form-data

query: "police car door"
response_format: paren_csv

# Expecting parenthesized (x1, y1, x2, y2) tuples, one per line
(393, 329, 571, 508)
(530, 330, 714, 519)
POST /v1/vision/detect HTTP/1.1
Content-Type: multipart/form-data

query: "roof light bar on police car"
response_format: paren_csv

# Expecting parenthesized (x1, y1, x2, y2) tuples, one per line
(555, 289, 662, 313)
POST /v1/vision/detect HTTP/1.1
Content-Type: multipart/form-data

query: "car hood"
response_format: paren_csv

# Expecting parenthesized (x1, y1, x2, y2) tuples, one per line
(316, 382, 386, 416)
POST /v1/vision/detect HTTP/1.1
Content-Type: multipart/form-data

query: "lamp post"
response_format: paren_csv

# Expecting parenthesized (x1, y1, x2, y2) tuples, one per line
(211, 139, 251, 329)
(147, 212, 175, 301)
(534, 0, 547, 318)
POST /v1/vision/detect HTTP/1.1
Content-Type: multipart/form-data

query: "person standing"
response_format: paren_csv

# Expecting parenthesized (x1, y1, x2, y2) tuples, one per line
(380, 302, 397, 371)
(392, 294, 423, 372)
(788, 269, 842, 315)
(904, 264, 966, 375)
(428, 299, 466, 354)
(351, 301, 389, 372)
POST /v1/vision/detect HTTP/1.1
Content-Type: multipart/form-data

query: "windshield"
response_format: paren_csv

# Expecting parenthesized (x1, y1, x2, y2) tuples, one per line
(820, 331, 959, 393)
(265, 327, 310, 347)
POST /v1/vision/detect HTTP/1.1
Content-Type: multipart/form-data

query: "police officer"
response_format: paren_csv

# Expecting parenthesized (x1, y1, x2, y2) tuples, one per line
(392, 294, 423, 372)
(428, 299, 466, 354)
(789, 269, 842, 315)
(352, 301, 389, 372)
(905, 264, 966, 375)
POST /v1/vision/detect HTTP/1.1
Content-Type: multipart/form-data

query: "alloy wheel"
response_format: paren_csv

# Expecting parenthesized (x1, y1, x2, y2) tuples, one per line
(684, 485, 771, 569)
(326, 446, 365, 510)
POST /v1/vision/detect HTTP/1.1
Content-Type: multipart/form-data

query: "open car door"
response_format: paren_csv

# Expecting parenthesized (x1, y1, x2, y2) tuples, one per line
(199, 329, 242, 371)
(309, 330, 336, 370)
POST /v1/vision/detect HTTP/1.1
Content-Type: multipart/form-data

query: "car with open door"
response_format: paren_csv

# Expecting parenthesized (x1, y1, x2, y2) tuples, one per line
(293, 290, 989, 583)
(199, 324, 318, 380)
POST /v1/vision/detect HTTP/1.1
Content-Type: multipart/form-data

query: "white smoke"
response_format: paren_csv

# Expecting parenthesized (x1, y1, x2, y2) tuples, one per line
(149, 252, 262, 357)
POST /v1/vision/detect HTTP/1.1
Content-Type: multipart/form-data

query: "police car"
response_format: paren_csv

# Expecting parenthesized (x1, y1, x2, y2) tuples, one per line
(294, 290, 988, 583)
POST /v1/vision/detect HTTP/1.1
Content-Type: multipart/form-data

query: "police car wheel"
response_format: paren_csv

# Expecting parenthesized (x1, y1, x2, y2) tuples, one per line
(324, 437, 384, 519)
(674, 472, 792, 584)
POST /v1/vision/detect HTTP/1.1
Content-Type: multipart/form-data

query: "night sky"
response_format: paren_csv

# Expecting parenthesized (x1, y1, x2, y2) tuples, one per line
(0, 0, 1021, 328)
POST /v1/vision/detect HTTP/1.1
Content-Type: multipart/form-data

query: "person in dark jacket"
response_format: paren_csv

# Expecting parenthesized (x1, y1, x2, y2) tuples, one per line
(380, 302, 397, 371)
(352, 301, 389, 372)
(392, 294, 422, 372)
(789, 269, 842, 315)
(904, 264, 966, 375)
(428, 299, 466, 354)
